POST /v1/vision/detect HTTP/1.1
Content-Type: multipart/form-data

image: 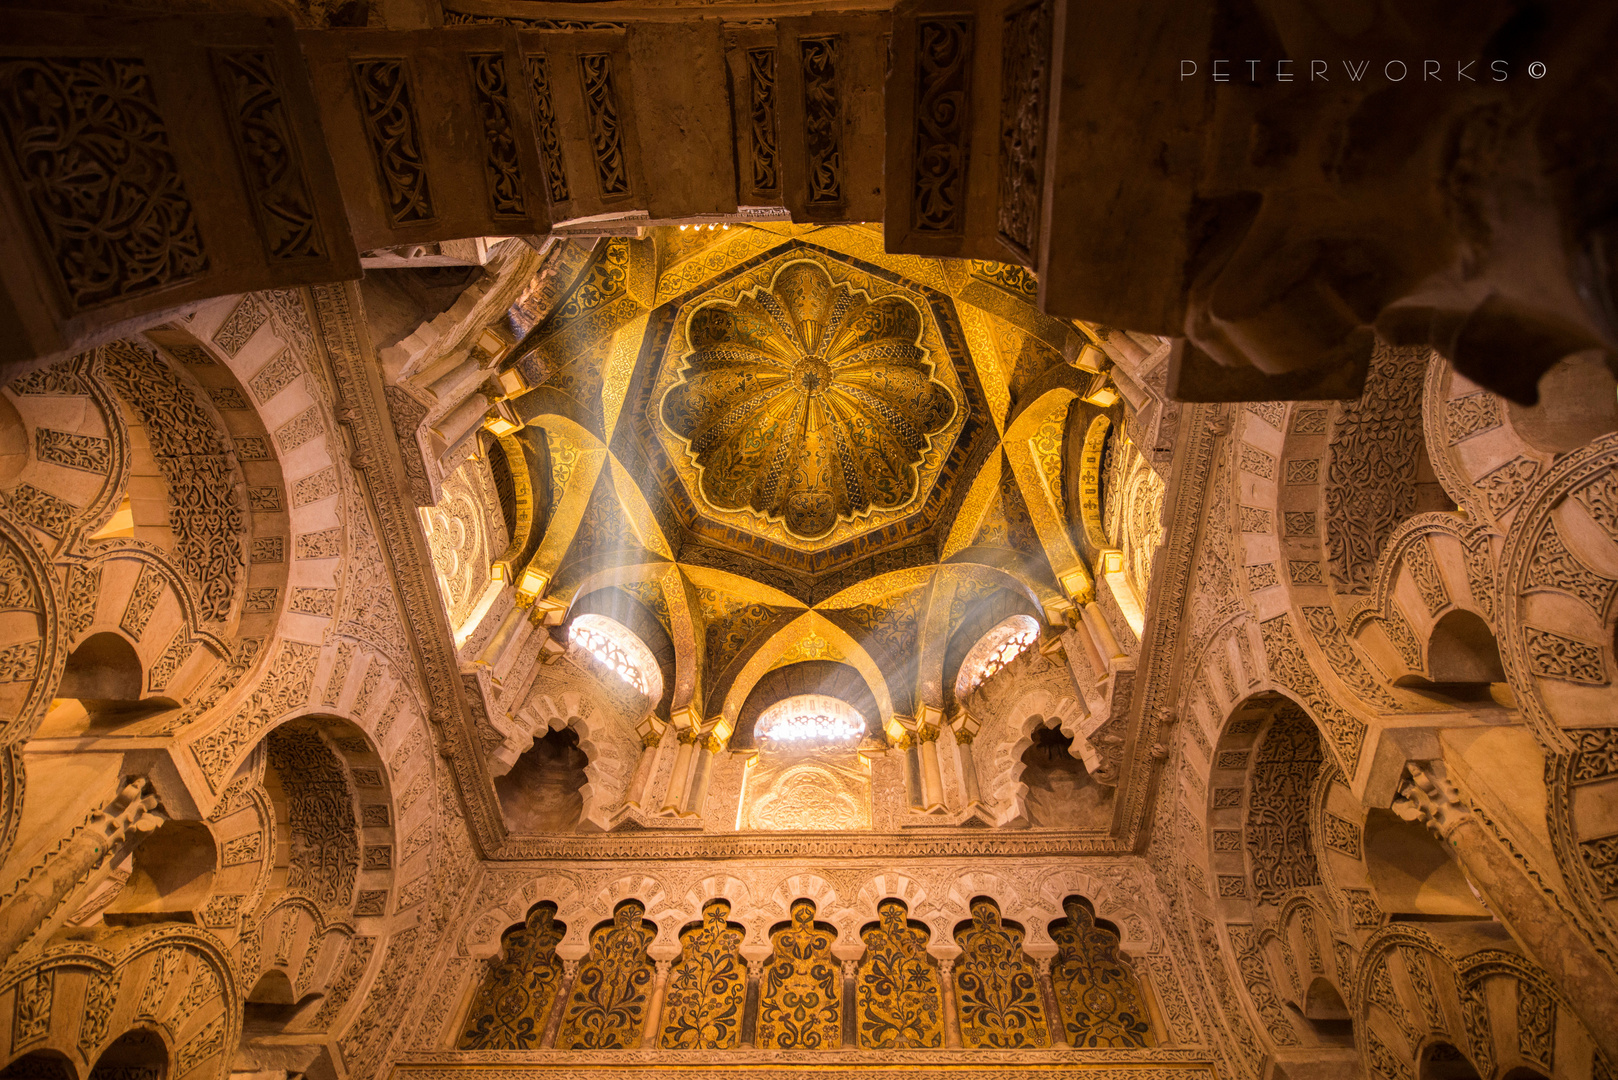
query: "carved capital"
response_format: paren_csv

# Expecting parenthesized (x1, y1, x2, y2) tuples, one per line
(1392, 760, 1470, 839)
(96, 776, 166, 858)
(914, 723, 940, 745)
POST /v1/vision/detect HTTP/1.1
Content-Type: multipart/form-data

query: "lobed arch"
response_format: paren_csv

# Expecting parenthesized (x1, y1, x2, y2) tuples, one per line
(0, 925, 239, 1080)
(509, 665, 645, 831)
(962, 643, 1095, 826)
(1354, 925, 1608, 1080)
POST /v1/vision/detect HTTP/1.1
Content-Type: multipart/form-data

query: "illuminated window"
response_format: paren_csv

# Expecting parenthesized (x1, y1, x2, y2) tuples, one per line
(569, 615, 658, 698)
(756, 694, 866, 748)
(955, 615, 1041, 698)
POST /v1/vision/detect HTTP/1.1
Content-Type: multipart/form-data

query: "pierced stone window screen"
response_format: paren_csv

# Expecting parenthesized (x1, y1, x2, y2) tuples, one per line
(569, 614, 660, 699)
(755, 693, 865, 747)
(955, 614, 1040, 698)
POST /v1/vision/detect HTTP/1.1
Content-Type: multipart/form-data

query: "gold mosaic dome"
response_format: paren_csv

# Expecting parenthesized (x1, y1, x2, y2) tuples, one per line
(660, 260, 957, 539)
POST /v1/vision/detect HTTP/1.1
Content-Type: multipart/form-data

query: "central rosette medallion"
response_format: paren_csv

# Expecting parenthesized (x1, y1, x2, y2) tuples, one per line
(659, 259, 957, 541)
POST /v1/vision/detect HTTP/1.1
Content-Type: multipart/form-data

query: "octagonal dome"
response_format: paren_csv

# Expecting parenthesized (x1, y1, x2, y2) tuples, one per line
(659, 259, 957, 540)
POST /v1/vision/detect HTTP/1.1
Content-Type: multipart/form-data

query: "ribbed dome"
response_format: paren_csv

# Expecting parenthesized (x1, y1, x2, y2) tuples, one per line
(660, 259, 956, 540)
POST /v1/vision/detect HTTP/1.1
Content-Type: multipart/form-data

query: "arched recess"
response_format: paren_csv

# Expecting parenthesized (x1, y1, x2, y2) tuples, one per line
(0, 926, 239, 1080)
(1046, 895, 1156, 1047)
(1424, 610, 1507, 686)
(88, 1029, 167, 1080)
(960, 641, 1092, 825)
(1354, 925, 1609, 1080)
(456, 901, 567, 1050)
(0, 1051, 76, 1080)
(226, 712, 396, 1051)
(1202, 692, 1362, 1061)
(45, 632, 178, 734)
(495, 727, 590, 833)
(101, 820, 217, 925)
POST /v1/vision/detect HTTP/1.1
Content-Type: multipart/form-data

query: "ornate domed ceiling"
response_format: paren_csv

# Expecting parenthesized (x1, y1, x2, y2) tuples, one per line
(476, 222, 1145, 736)
(651, 252, 969, 546)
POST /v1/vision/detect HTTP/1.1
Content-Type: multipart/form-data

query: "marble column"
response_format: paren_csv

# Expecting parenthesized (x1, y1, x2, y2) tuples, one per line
(542, 959, 579, 1048)
(917, 723, 945, 811)
(641, 959, 673, 1047)
(953, 724, 982, 806)
(840, 957, 858, 1047)
(1037, 956, 1068, 1047)
(660, 728, 701, 813)
(623, 729, 662, 809)
(1397, 761, 1618, 1063)
(684, 734, 721, 818)
(937, 957, 962, 1049)
(742, 958, 765, 1046)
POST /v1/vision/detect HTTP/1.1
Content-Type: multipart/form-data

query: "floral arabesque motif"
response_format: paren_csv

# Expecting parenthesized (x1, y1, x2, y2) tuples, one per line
(457, 904, 566, 1049)
(660, 259, 955, 540)
(1048, 898, 1154, 1048)
(856, 898, 943, 1048)
(659, 900, 747, 1049)
(952, 897, 1048, 1048)
(756, 898, 841, 1048)
(556, 900, 657, 1049)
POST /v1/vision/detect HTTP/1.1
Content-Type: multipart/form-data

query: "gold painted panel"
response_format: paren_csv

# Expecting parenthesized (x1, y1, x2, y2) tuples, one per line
(756, 899, 841, 1049)
(855, 899, 942, 1048)
(952, 898, 1048, 1048)
(457, 903, 566, 1049)
(659, 900, 747, 1049)
(556, 900, 657, 1049)
(1049, 898, 1155, 1048)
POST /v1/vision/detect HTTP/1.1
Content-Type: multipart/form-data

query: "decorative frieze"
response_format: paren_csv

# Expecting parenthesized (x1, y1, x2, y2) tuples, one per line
(0, 56, 208, 308)
(352, 59, 436, 226)
(467, 53, 527, 219)
(910, 19, 972, 236)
